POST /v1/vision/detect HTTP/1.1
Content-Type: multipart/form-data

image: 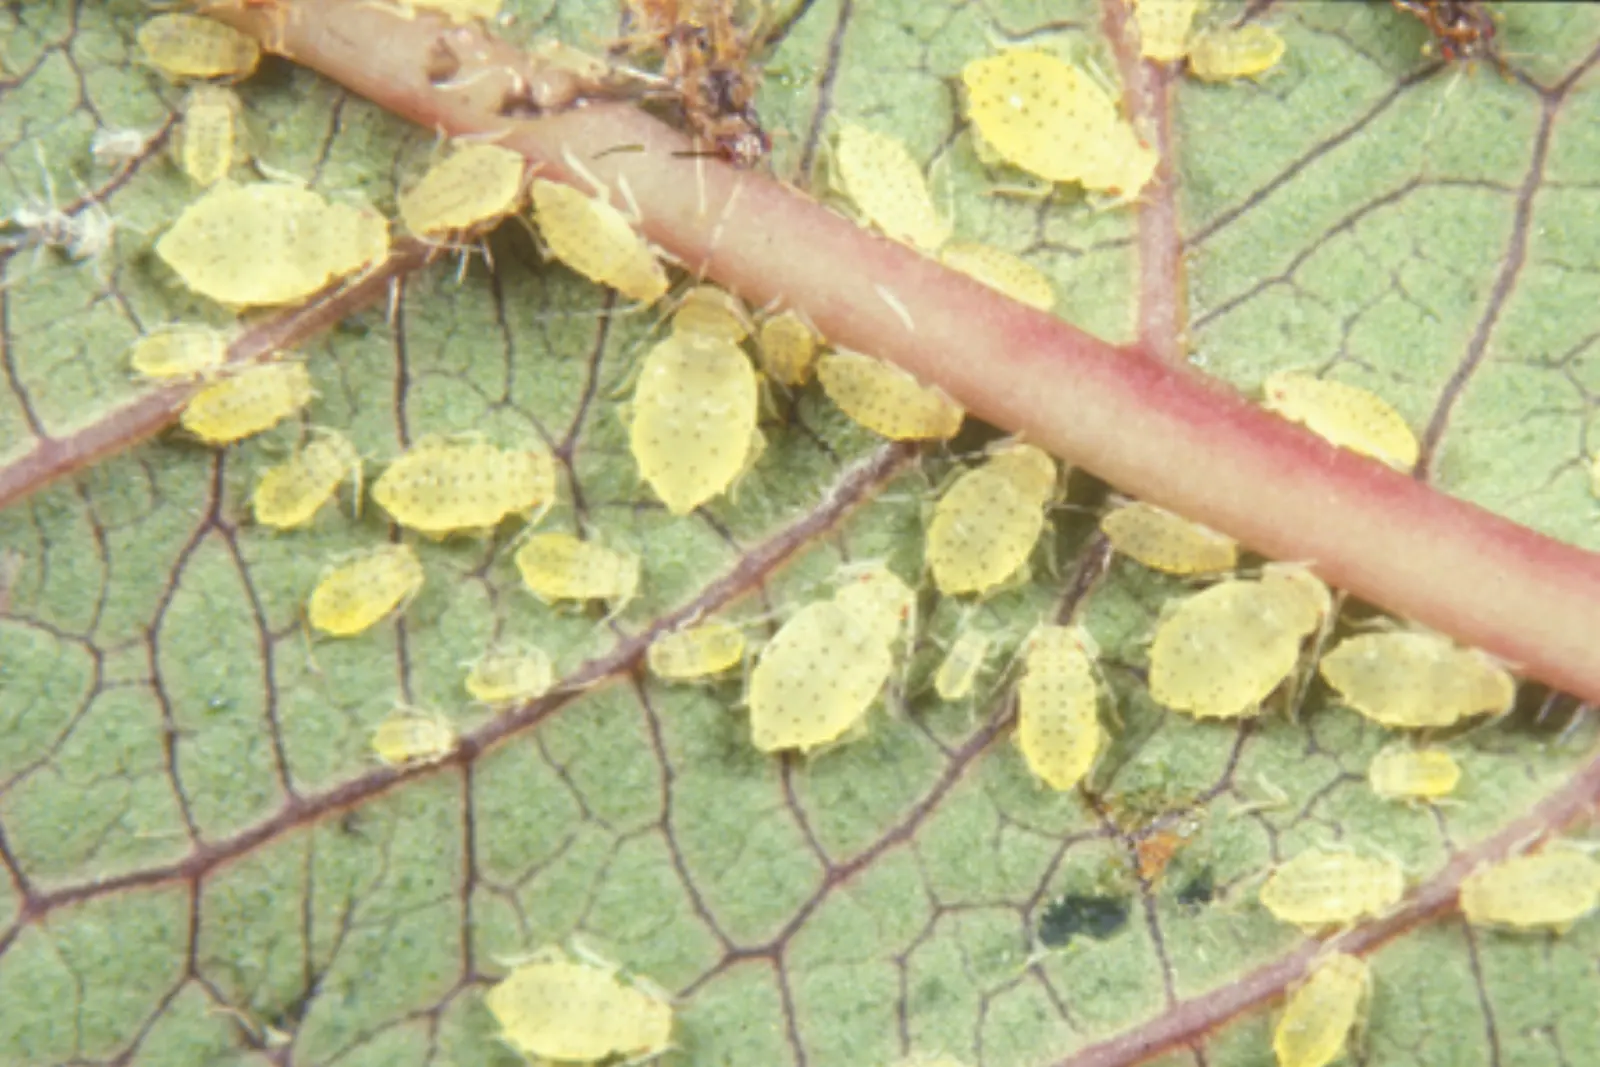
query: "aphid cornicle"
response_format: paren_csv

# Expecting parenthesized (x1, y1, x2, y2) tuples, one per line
(251, 430, 362, 530)
(1186, 24, 1287, 81)
(756, 309, 820, 387)
(1259, 848, 1404, 928)
(1099, 500, 1239, 576)
(176, 85, 244, 188)
(933, 627, 992, 701)
(306, 544, 425, 637)
(180, 362, 314, 445)
(1147, 564, 1330, 719)
(938, 242, 1055, 311)
(513, 532, 640, 608)
(817, 349, 964, 441)
(1273, 953, 1370, 1067)
(1016, 625, 1102, 791)
(397, 142, 527, 238)
(648, 621, 746, 682)
(137, 13, 261, 81)
(128, 324, 230, 380)
(465, 646, 555, 706)
(372, 435, 557, 536)
(1318, 631, 1514, 729)
(834, 123, 951, 252)
(1367, 743, 1460, 801)
(629, 331, 760, 515)
(484, 947, 673, 1062)
(1261, 371, 1418, 471)
(528, 177, 668, 304)
(371, 711, 457, 767)
(925, 443, 1058, 597)
(1458, 849, 1600, 931)
(746, 565, 914, 754)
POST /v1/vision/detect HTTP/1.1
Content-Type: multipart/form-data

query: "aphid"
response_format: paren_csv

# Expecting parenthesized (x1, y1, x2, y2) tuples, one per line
(833, 123, 951, 252)
(1318, 631, 1515, 729)
(484, 946, 673, 1062)
(1273, 953, 1370, 1067)
(960, 49, 1157, 198)
(1392, 0, 1496, 62)
(1261, 371, 1418, 470)
(1259, 848, 1404, 928)
(251, 430, 363, 529)
(647, 621, 746, 681)
(938, 242, 1055, 311)
(529, 177, 669, 304)
(1136, 0, 1201, 62)
(746, 565, 913, 753)
(933, 627, 992, 701)
(1148, 564, 1330, 719)
(514, 532, 640, 608)
(176, 85, 243, 187)
(137, 13, 261, 81)
(1016, 625, 1102, 791)
(465, 645, 555, 705)
(179, 361, 314, 445)
(925, 443, 1057, 597)
(1367, 744, 1461, 801)
(156, 182, 390, 307)
(397, 142, 527, 239)
(671, 285, 750, 342)
(628, 331, 760, 514)
(1186, 24, 1287, 81)
(128, 324, 230, 379)
(91, 127, 156, 168)
(372, 435, 557, 536)
(370, 710, 456, 766)
(306, 544, 425, 637)
(1458, 849, 1600, 931)
(816, 349, 964, 440)
(756, 309, 819, 386)
(1099, 500, 1239, 576)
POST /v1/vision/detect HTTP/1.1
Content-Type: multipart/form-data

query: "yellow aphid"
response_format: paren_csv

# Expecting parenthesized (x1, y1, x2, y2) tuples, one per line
(1187, 24, 1287, 82)
(1262, 372, 1417, 470)
(1137, 0, 1201, 62)
(484, 948, 672, 1063)
(834, 123, 951, 251)
(934, 627, 992, 701)
(1259, 849, 1404, 928)
(757, 310, 819, 386)
(647, 622, 746, 681)
(1016, 625, 1102, 791)
(1459, 849, 1600, 931)
(529, 177, 668, 304)
(961, 49, 1156, 198)
(1367, 744, 1461, 801)
(1099, 500, 1239, 575)
(746, 566, 913, 753)
(156, 182, 390, 307)
(925, 444, 1057, 597)
(514, 533, 640, 607)
(251, 430, 362, 529)
(817, 349, 964, 440)
(371, 711, 456, 767)
(137, 13, 261, 81)
(465, 646, 555, 705)
(629, 332, 760, 514)
(307, 544, 425, 637)
(1148, 564, 1329, 719)
(180, 362, 314, 445)
(176, 85, 242, 188)
(398, 142, 527, 238)
(1273, 953, 1370, 1067)
(938, 242, 1055, 311)
(372, 435, 557, 536)
(128, 324, 229, 379)
(1318, 631, 1514, 729)
(672, 285, 750, 342)
(388, 0, 503, 22)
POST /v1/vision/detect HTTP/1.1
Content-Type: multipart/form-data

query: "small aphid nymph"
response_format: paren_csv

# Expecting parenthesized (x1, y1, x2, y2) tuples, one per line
(939, 242, 1055, 311)
(371, 711, 456, 767)
(1367, 744, 1460, 801)
(933, 627, 992, 701)
(818, 349, 964, 441)
(251, 430, 363, 530)
(1273, 953, 1370, 1067)
(757, 309, 820, 387)
(529, 177, 668, 304)
(671, 285, 750, 343)
(1186, 24, 1287, 81)
(1016, 625, 1102, 791)
(180, 362, 314, 445)
(1100, 500, 1239, 576)
(834, 123, 951, 252)
(648, 621, 747, 682)
(398, 142, 528, 239)
(1136, 0, 1201, 62)
(372, 435, 557, 536)
(306, 545, 425, 637)
(176, 84, 244, 187)
(137, 13, 261, 81)
(514, 532, 640, 609)
(129, 324, 230, 380)
(1458, 848, 1600, 931)
(1259, 848, 1404, 928)
(465, 646, 555, 706)
(1319, 631, 1514, 729)
(484, 946, 673, 1062)
(926, 443, 1058, 597)
(1262, 371, 1418, 471)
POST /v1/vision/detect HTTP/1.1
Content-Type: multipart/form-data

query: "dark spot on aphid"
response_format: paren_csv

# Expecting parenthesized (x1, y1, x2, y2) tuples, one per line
(1176, 867, 1216, 911)
(1037, 893, 1130, 947)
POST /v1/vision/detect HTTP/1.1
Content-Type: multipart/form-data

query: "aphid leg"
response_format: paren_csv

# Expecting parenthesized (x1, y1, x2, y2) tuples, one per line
(1280, 588, 1346, 722)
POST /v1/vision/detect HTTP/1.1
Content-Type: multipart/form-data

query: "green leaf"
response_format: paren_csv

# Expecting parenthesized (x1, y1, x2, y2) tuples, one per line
(3, 2, 1600, 1066)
